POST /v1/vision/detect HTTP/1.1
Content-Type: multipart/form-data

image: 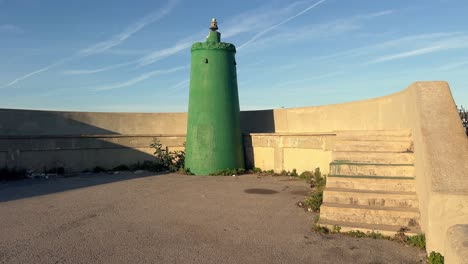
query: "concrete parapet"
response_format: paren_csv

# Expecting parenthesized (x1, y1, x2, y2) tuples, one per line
(0, 81, 467, 258)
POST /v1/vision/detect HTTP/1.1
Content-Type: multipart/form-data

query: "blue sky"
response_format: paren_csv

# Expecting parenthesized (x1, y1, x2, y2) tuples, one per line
(1, 0, 467, 112)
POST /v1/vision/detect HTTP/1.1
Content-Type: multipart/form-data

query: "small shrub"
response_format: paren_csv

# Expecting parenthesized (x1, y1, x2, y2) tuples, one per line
(112, 164, 129, 171)
(149, 139, 186, 172)
(280, 170, 288, 176)
(303, 191, 323, 212)
(393, 228, 408, 244)
(299, 171, 314, 182)
(343, 230, 390, 239)
(263, 169, 275, 175)
(210, 168, 245, 176)
(407, 234, 426, 249)
(312, 224, 330, 234)
(301, 167, 326, 212)
(179, 167, 194, 175)
(93, 166, 106, 173)
(314, 168, 326, 189)
(332, 225, 341, 233)
(428, 251, 444, 264)
(252, 167, 262, 173)
(345, 230, 368, 238)
(290, 169, 298, 177)
(367, 232, 389, 240)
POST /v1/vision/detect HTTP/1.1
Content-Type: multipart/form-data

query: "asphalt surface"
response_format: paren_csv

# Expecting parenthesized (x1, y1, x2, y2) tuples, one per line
(0, 173, 425, 264)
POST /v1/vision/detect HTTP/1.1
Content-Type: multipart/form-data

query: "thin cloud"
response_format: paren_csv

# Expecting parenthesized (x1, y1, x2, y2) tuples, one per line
(94, 65, 187, 91)
(222, 1, 309, 39)
(367, 34, 468, 64)
(2, 58, 72, 88)
(171, 79, 189, 90)
(5, 67, 50, 87)
(63, 61, 134, 75)
(3, 0, 177, 87)
(238, 0, 327, 50)
(313, 32, 464, 64)
(437, 61, 468, 71)
(137, 1, 324, 67)
(138, 41, 192, 66)
(368, 46, 443, 64)
(240, 9, 395, 53)
(80, 0, 178, 56)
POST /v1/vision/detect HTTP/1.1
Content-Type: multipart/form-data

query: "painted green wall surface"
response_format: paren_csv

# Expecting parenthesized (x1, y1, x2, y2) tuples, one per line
(185, 29, 245, 175)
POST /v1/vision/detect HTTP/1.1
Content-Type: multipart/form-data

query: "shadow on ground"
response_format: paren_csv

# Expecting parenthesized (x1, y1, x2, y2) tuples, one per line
(0, 172, 166, 202)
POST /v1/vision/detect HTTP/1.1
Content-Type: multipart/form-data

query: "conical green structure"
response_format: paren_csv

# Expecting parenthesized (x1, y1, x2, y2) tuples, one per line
(185, 18, 244, 175)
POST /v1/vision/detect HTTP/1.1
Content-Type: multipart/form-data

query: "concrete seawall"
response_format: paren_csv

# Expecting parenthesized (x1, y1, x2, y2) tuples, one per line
(1, 81, 467, 259)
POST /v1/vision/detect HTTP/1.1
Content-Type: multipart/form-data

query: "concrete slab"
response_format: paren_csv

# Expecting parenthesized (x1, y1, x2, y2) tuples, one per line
(0, 173, 425, 263)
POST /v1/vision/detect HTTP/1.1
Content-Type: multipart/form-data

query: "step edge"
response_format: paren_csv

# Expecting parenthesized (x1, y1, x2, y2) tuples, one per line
(328, 175, 414, 180)
(321, 202, 420, 212)
(330, 162, 414, 166)
(317, 219, 422, 235)
(324, 187, 417, 195)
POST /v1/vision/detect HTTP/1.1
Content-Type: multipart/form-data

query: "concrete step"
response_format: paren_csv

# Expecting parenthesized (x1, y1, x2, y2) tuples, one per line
(326, 176, 415, 192)
(320, 203, 420, 226)
(333, 140, 413, 152)
(317, 219, 421, 236)
(330, 162, 414, 177)
(336, 130, 412, 141)
(332, 151, 414, 164)
(323, 188, 418, 208)
(336, 130, 412, 138)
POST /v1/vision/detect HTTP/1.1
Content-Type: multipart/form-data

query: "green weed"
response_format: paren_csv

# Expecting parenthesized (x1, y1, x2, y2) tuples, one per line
(428, 251, 444, 264)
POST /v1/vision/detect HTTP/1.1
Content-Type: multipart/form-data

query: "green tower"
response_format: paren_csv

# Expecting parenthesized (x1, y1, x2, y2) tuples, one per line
(185, 18, 245, 175)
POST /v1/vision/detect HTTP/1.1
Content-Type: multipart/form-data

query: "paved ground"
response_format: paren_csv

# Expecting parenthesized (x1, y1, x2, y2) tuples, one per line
(0, 173, 426, 264)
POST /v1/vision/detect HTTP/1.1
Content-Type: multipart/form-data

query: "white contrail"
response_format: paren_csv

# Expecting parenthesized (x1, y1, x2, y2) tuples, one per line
(3, 0, 177, 87)
(170, 78, 189, 89)
(238, 0, 326, 50)
(138, 41, 192, 66)
(80, 0, 178, 56)
(2, 58, 71, 88)
(94, 65, 187, 91)
(63, 61, 134, 75)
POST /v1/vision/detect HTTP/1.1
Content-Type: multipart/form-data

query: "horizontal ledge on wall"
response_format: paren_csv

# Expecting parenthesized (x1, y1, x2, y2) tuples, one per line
(245, 132, 337, 137)
(0, 134, 187, 139)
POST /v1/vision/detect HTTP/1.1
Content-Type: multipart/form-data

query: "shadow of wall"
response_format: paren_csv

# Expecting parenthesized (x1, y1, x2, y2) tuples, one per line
(0, 109, 186, 172)
(240, 109, 276, 169)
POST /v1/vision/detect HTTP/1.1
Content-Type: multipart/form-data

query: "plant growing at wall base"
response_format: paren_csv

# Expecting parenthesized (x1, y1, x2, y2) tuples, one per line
(407, 233, 426, 249)
(209, 168, 245, 176)
(149, 138, 186, 172)
(299, 170, 314, 182)
(428, 251, 444, 264)
(302, 168, 327, 212)
(458, 105, 468, 136)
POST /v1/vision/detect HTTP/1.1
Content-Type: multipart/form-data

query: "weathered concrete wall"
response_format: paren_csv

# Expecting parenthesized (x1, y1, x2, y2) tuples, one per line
(272, 81, 468, 259)
(0, 135, 185, 172)
(1, 81, 467, 259)
(244, 133, 335, 174)
(0, 109, 187, 135)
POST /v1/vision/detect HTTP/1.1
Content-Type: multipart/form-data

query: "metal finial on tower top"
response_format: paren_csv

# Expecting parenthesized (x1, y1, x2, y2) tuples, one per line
(210, 18, 218, 31)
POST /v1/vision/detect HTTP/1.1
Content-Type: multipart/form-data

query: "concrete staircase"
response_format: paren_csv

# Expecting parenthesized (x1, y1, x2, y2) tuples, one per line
(318, 130, 421, 236)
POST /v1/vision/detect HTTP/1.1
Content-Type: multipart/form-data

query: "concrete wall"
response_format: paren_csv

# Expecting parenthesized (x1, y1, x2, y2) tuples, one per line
(1, 81, 467, 259)
(244, 133, 335, 174)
